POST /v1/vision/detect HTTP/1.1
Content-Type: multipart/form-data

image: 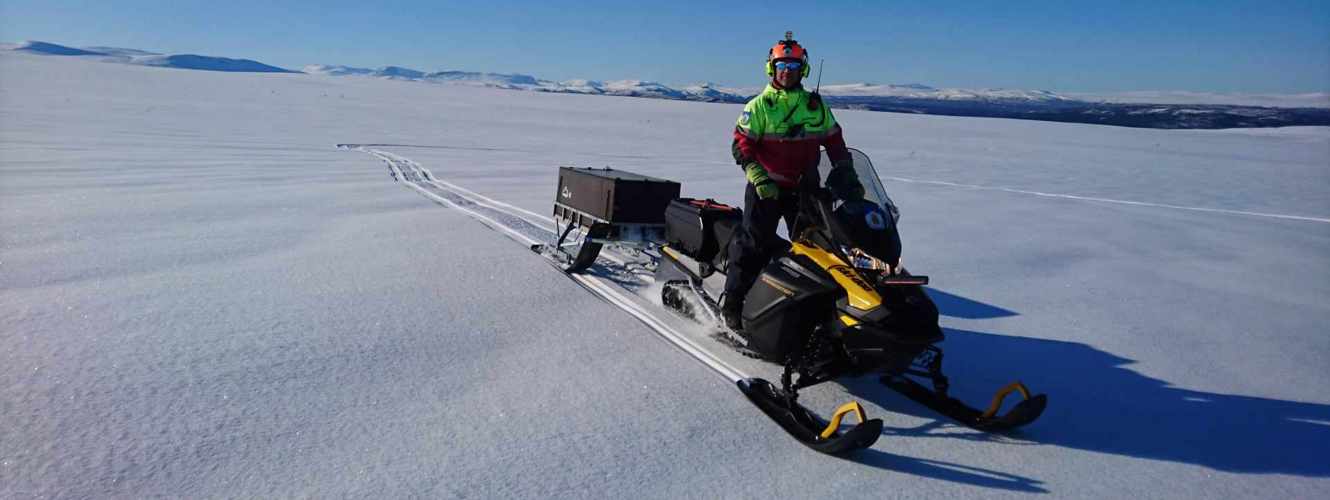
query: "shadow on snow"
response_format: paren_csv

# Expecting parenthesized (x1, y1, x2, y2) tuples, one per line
(844, 449, 1049, 493)
(377, 162, 1324, 482)
(843, 327, 1330, 478)
(925, 287, 1019, 319)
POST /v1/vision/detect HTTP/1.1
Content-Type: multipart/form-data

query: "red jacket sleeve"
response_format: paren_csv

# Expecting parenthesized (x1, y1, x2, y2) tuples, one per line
(821, 124, 851, 165)
(732, 127, 758, 166)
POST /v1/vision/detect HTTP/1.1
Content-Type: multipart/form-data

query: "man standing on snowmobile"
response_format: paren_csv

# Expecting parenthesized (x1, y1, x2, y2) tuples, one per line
(722, 32, 857, 332)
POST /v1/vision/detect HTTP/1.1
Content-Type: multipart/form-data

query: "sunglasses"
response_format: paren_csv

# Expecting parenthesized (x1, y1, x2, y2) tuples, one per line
(774, 61, 803, 72)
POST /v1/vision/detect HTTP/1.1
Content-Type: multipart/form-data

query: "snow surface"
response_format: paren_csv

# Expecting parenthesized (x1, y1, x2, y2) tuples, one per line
(3, 50, 1330, 498)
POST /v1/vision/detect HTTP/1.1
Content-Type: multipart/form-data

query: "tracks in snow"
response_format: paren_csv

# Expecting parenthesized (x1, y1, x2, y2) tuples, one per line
(880, 175, 1330, 224)
(338, 144, 747, 383)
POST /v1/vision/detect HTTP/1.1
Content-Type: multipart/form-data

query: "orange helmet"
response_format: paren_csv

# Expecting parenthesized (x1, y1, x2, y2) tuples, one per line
(766, 31, 811, 77)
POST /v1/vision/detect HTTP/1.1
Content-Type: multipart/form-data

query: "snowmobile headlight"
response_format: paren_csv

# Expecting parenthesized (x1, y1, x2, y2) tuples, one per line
(843, 247, 894, 274)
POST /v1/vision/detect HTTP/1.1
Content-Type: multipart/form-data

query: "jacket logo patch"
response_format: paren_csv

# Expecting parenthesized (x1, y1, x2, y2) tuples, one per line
(865, 211, 886, 230)
(739, 111, 751, 126)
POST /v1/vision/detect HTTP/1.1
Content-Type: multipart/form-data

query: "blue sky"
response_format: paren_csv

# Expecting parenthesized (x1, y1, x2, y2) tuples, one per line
(3, 0, 1327, 92)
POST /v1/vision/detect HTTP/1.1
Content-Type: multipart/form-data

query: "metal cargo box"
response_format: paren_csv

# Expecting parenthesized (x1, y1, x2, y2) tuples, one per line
(554, 167, 681, 225)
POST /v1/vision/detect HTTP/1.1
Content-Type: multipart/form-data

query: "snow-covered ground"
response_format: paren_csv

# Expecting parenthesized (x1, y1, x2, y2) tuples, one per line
(3, 50, 1329, 498)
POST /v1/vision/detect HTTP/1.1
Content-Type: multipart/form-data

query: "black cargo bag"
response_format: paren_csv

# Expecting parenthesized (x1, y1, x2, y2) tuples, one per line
(664, 198, 743, 264)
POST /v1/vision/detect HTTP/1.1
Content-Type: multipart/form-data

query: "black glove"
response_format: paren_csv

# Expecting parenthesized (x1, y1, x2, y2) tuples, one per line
(826, 161, 864, 200)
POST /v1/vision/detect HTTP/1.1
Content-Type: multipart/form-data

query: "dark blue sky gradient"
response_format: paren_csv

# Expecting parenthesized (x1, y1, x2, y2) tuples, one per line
(3, 0, 1327, 92)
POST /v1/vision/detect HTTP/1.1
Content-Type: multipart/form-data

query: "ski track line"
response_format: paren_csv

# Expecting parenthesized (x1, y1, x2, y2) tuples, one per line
(367, 147, 633, 267)
(375, 149, 555, 225)
(345, 145, 747, 383)
(883, 175, 1330, 224)
(363, 148, 558, 248)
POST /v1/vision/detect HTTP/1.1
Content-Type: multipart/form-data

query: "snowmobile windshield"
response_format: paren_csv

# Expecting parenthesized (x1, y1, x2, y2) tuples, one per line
(815, 148, 902, 268)
(816, 148, 899, 223)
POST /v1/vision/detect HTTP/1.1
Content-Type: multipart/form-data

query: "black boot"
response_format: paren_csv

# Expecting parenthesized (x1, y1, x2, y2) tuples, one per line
(720, 293, 744, 332)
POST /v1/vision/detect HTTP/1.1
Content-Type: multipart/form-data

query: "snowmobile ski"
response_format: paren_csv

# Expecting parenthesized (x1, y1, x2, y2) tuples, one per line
(880, 375, 1047, 431)
(738, 378, 883, 455)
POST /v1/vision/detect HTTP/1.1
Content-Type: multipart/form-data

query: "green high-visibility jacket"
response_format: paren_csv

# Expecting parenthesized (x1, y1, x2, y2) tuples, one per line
(733, 84, 850, 187)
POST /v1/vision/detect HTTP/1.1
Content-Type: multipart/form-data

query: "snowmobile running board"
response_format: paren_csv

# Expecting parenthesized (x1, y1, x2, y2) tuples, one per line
(738, 378, 883, 455)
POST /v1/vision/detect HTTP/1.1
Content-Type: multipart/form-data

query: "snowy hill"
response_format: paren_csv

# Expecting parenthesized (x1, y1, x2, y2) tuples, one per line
(1065, 90, 1330, 109)
(129, 54, 298, 73)
(424, 70, 539, 86)
(298, 63, 1077, 106)
(302, 63, 725, 100)
(562, 79, 686, 99)
(12, 40, 107, 56)
(304, 64, 539, 87)
(818, 83, 1075, 103)
(83, 46, 162, 57)
(7, 40, 297, 73)
(371, 66, 425, 79)
(302, 64, 375, 76)
(303, 63, 688, 98)
(680, 82, 747, 102)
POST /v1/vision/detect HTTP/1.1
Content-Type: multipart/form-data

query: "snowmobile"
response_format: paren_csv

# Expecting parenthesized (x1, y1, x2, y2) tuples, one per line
(534, 148, 1045, 455)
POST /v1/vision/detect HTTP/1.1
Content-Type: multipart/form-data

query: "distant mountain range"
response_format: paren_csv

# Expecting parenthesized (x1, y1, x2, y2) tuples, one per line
(7, 40, 298, 73)
(8, 40, 1329, 129)
(303, 64, 737, 102)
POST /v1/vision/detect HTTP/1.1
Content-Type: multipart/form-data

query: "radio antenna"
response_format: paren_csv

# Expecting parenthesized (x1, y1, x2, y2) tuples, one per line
(815, 59, 825, 93)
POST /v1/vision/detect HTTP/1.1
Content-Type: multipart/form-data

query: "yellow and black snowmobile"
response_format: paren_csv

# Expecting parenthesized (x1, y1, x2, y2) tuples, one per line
(535, 148, 1045, 455)
(653, 148, 1046, 454)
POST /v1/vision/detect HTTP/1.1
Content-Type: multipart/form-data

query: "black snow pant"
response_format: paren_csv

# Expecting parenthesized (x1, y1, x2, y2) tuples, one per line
(722, 182, 804, 305)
